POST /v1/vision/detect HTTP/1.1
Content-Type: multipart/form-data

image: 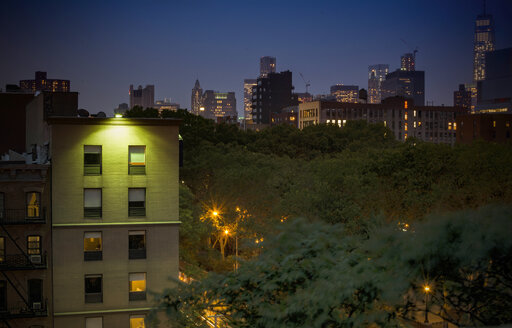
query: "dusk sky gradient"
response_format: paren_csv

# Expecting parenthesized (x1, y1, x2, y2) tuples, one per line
(1, 0, 512, 116)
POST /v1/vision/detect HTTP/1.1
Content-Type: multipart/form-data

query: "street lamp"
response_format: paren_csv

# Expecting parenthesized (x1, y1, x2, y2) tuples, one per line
(423, 285, 431, 323)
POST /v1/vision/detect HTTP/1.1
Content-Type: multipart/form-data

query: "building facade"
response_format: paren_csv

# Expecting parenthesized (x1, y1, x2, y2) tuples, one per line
(251, 71, 296, 124)
(473, 11, 495, 82)
(201, 91, 237, 121)
(298, 98, 466, 145)
(190, 80, 203, 115)
(0, 162, 53, 328)
(368, 64, 389, 104)
(260, 56, 276, 77)
(0, 92, 35, 154)
(20, 71, 70, 93)
(401, 53, 416, 71)
(381, 70, 425, 106)
(330, 85, 359, 103)
(456, 113, 512, 143)
(129, 85, 155, 109)
(47, 117, 180, 328)
(243, 79, 257, 122)
(454, 84, 473, 110)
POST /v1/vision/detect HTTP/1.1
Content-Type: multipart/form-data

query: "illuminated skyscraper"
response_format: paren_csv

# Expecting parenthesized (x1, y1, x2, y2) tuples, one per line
(454, 84, 472, 110)
(401, 53, 416, 71)
(330, 84, 359, 103)
(473, 9, 495, 82)
(243, 79, 257, 122)
(190, 79, 203, 115)
(202, 91, 237, 120)
(368, 64, 389, 104)
(260, 56, 276, 77)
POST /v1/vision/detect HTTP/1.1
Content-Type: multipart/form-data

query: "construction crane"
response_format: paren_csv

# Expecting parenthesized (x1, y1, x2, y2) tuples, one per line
(299, 72, 311, 94)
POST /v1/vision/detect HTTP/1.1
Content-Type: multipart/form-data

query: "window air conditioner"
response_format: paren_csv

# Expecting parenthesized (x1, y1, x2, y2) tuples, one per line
(30, 255, 42, 264)
(32, 302, 42, 310)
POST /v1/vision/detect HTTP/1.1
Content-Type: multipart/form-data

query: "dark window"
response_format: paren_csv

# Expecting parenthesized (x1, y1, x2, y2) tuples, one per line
(129, 146, 146, 175)
(85, 275, 102, 303)
(84, 146, 102, 175)
(128, 189, 146, 217)
(0, 237, 4, 263)
(27, 235, 41, 255)
(28, 279, 43, 307)
(84, 232, 102, 261)
(0, 281, 6, 311)
(0, 193, 4, 219)
(84, 189, 102, 218)
(129, 231, 146, 259)
(26, 192, 41, 218)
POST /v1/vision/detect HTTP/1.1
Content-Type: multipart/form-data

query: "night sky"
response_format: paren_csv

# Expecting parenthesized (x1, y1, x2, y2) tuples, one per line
(1, 0, 511, 116)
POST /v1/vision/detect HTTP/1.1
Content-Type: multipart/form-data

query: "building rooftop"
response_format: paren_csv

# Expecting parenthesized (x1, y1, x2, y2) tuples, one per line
(47, 116, 182, 126)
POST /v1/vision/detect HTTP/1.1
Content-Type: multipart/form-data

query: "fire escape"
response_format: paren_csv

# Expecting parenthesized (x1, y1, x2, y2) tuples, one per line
(0, 205, 49, 327)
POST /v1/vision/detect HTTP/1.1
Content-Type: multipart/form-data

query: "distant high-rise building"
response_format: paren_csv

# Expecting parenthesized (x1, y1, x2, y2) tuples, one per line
(252, 71, 297, 124)
(381, 70, 425, 106)
(368, 64, 389, 104)
(129, 84, 154, 109)
(454, 84, 472, 110)
(260, 56, 276, 77)
(191, 79, 203, 115)
(330, 84, 359, 103)
(473, 8, 495, 82)
(465, 82, 478, 112)
(476, 47, 512, 113)
(243, 79, 257, 121)
(20, 71, 70, 92)
(401, 53, 416, 71)
(202, 91, 237, 120)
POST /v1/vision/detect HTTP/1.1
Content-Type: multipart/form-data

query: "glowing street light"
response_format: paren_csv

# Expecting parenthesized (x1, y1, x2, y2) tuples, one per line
(423, 284, 431, 323)
(224, 229, 229, 235)
(212, 211, 219, 217)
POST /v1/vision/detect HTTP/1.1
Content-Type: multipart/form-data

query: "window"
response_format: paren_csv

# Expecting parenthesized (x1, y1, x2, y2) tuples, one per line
(129, 146, 146, 175)
(84, 146, 102, 175)
(27, 236, 41, 255)
(84, 232, 102, 261)
(129, 231, 146, 259)
(85, 275, 102, 303)
(28, 279, 43, 308)
(130, 315, 145, 328)
(129, 273, 146, 301)
(128, 189, 146, 217)
(86, 317, 103, 328)
(0, 193, 4, 219)
(26, 192, 41, 218)
(84, 189, 102, 218)
(0, 237, 4, 263)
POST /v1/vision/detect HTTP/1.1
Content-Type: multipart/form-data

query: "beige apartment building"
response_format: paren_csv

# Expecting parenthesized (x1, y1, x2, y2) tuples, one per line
(48, 117, 180, 328)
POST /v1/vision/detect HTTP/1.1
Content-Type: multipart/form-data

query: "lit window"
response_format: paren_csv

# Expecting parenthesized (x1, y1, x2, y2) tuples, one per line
(84, 146, 102, 175)
(506, 121, 510, 128)
(413, 121, 416, 128)
(26, 192, 41, 218)
(448, 122, 452, 130)
(404, 112, 408, 120)
(85, 275, 102, 303)
(413, 110, 416, 117)
(27, 235, 41, 255)
(129, 146, 146, 175)
(129, 189, 146, 217)
(129, 273, 147, 301)
(405, 123, 408, 131)
(86, 317, 103, 328)
(493, 121, 496, 128)
(129, 231, 146, 259)
(84, 189, 102, 218)
(0, 237, 4, 263)
(84, 232, 102, 261)
(454, 122, 457, 130)
(130, 315, 145, 328)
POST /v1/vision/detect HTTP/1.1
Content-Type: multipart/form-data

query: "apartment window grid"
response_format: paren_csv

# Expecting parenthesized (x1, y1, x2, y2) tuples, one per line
(128, 189, 146, 217)
(84, 189, 102, 218)
(129, 272, 147, 301)
(129, 146, 146, 175)
(84, 145, 102, 175)
(27, 235, 41, 255)
(84, 232, 102, 261)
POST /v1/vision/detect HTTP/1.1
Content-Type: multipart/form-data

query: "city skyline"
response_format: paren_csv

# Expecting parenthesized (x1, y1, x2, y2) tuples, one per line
(1, 0, 512, 116)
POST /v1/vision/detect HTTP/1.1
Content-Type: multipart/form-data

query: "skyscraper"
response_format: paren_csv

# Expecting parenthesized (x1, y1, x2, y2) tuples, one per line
(191, 79, 203, 115)
(260, 56, 276, 77)
(381, 70, 425, 106)
(401, 53, 416, 71)
(243, 79, 257, 122)
(454, 84, 472, 110)
(473, 8, 495, 82)
(129, 85, 154, 109)
(368, 64, 389, 104)
(252, 71, 297, 124)
(330, 85, 359, 103)
(202, 91, 237, 120)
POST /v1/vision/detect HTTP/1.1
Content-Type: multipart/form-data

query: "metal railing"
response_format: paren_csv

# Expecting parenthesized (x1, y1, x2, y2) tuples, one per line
(0, 208, 46, 225)
(0, 253, 47, 270)
(0, 299, 48, 319)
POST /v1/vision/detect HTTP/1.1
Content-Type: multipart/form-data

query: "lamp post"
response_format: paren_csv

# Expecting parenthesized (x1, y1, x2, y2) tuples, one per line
(424, 285, 430, 324)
